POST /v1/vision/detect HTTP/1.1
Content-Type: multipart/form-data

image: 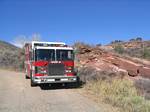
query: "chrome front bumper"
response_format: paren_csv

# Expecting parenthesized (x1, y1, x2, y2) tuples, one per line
(33, 76, 77, 84)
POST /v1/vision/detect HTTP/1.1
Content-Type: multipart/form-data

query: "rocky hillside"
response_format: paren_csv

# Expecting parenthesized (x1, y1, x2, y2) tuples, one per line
(75, 42, 150, 79)
(0, 40, 24, 70)
(74, 42, 150, 99)
(105, 39, 150, 60)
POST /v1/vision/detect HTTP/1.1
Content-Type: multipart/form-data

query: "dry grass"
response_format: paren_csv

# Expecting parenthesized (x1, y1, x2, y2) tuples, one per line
(78, 66, 126, 83)
(135, 78, 150, 100)
(85, 79, 150, 112)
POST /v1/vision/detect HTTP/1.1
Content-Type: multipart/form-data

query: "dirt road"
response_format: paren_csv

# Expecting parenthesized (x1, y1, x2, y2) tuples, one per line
(0, 69, 109, 112)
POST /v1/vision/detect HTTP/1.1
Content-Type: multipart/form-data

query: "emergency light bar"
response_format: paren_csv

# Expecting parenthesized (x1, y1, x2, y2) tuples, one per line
(32, 41, 66, 49)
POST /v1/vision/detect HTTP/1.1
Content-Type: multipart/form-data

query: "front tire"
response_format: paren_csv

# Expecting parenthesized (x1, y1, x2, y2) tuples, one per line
(30, 71, 37, 87)
(30, 79, 37, 87)
(25, 74, 30, 79)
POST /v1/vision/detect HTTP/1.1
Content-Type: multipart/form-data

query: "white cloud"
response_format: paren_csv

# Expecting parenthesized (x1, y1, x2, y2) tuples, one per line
(11, 42, 23, 48)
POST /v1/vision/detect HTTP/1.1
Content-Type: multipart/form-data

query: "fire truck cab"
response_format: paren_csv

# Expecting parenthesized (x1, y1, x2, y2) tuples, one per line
(24, 41, 78, 87)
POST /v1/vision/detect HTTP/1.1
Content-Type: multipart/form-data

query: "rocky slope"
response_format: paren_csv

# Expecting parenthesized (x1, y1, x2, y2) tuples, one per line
(74, 42, 150, 99)
(75, 42, 150, 79)
(0, 40, 24, 70)
(106, 40, 150, 60)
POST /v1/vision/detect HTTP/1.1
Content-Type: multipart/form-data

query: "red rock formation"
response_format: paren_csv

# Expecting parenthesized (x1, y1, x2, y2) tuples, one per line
(76, 44, 150, 78)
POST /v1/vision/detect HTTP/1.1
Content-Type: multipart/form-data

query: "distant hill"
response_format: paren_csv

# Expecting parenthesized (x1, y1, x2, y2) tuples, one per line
(0, 40, 24, 70)
(107, 40, 150, 49)
(105, 39, 150, 60)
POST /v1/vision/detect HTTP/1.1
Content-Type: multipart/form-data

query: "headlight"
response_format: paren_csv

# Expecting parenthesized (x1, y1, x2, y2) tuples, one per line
(40, 70, 47, 74)
(65, 66, 73, 73)
(65, 70, 72, 73)
(36, 66, 47, 74)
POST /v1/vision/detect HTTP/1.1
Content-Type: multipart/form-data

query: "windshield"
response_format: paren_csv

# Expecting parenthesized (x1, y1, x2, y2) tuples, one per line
(56, 50, 74, 61)
(35, 49, 55, 61)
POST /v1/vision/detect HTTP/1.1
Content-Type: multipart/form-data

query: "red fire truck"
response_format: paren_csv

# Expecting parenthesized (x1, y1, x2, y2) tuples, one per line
(24, 41, 78, 87)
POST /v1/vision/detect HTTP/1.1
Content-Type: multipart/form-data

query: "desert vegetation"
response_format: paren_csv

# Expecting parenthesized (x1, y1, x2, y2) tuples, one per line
(142, 48, 150, 59)
(77, 64, 150, 112)
(85, 78, 150, 112)
(0, 34, 41, 71)
(114, 44, 124, 54)
(110, 38, 150, 60)
(0, 40, 24, 71)
(75, 42, 150, 112)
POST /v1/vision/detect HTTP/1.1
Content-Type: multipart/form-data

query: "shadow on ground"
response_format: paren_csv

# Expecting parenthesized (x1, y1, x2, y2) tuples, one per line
(39, 83, 83, 90)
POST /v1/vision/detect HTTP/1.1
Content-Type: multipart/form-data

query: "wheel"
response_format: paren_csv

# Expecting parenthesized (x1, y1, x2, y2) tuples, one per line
(25, 74, 30, 79)
(30, 72, 37, 87)
(25, 67, 30, 79)
(30, 79, 37, 87)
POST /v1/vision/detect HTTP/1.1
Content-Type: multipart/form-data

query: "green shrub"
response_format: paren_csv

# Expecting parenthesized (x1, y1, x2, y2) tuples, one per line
(143, 48, 150, 59)
(114, 45, 124, 54)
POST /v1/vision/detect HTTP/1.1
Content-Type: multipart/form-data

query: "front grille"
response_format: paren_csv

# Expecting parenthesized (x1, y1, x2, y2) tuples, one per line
(48, 63, 65, 76)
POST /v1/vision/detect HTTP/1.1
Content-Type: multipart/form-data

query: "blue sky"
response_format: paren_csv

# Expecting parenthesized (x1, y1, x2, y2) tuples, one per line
(0, 0, 150, 45)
